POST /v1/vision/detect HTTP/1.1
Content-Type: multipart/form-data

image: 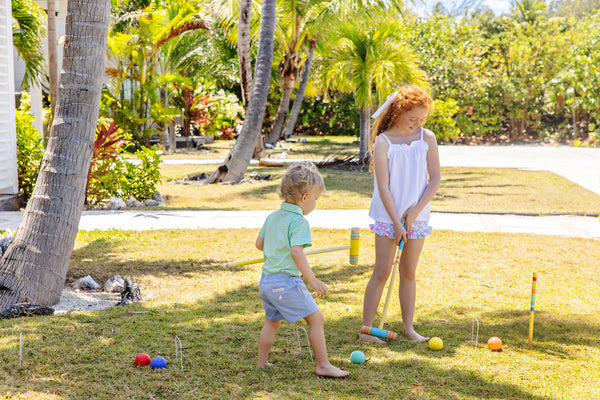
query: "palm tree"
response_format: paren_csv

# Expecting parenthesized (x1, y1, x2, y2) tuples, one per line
(206, 0, 277, 183)
(321, 15, 428, 159)
(265, 0, 408, 145)
(11, 0, 46, 88)
(0, 0, 111, 308)
(238, 0, 253, 109)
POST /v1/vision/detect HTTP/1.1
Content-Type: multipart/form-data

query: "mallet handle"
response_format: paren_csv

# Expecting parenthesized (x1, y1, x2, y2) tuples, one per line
(227, 245, 351, 267)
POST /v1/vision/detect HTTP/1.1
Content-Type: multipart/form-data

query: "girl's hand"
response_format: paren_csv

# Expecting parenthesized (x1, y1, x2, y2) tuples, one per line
(309, 278, 328, 297)
(394, 221, 407, 248)
(403, 207, 419, 234)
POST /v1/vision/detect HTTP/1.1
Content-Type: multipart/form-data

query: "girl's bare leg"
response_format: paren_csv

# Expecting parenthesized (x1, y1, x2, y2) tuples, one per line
(360, 235, 397, 344)
(398, 237, 429, 342)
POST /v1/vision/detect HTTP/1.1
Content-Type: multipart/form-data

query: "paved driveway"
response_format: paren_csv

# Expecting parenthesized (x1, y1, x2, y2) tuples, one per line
(438, 144, 600, 195)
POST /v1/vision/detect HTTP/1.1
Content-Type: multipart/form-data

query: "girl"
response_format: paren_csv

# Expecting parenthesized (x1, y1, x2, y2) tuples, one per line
(360, 85, 441, 343)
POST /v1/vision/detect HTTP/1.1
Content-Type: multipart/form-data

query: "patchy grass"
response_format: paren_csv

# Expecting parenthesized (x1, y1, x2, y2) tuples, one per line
(157, 164, 600, 214)
(1, 229, 599, 399)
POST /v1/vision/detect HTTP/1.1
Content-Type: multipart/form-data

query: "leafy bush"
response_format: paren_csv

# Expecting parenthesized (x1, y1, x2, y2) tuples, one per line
(426, 98, 461, 143)
(15, 93, 44, 202)
(294, 94, 360, 136)
(86, 120, 162, 205)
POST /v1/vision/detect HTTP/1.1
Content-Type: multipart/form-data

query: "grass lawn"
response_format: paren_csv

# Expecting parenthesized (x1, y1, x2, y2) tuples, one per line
(1, 229, 599, 399)
(157, 164, 600, 214)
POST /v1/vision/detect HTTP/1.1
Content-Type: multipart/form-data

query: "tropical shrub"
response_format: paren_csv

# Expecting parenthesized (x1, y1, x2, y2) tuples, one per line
(86, 120, 161, 205)
(426, 98, 461, 143)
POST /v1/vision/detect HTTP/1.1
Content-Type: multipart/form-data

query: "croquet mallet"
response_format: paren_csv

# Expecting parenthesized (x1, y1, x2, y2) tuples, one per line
(378, 223, 406, 329)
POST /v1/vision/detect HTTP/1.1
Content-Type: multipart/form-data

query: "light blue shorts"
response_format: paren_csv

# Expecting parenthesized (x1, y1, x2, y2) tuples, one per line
(259, 272, 319, 323)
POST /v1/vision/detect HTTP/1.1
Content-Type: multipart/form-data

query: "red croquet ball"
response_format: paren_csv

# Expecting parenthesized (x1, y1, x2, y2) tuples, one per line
(487, 337, 503, 351)
(135, 353, 151, 366)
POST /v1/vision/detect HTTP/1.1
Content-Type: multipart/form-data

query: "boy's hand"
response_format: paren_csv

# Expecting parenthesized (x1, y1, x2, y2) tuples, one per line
(309, 278, 328, 297)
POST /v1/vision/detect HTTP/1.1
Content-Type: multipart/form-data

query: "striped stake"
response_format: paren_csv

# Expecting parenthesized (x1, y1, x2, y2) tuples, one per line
(528, 272, 537, 345)
(349, 227, 360, 265)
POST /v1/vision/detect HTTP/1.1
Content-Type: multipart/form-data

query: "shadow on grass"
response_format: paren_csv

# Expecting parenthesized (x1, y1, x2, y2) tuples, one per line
(3, 260, 597, 400)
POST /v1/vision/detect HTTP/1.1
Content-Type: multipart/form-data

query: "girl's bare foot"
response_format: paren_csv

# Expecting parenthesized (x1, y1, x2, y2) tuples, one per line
(316, 364, 349, 378)
(403, 328, 429, 342)
(256, 361, 274, 368)
(358, 333, 387, 344)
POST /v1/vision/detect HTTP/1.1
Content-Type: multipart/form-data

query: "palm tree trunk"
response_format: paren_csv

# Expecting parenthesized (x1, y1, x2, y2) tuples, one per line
(0, 0, 110, 308)
(359, 105, 371, 160)
(238, 0, 253, 110)
(263, 72, 295, 145)
(282, 39, 316, 139)
(207, 0, 276, 183)
(47, 0, 58, 139)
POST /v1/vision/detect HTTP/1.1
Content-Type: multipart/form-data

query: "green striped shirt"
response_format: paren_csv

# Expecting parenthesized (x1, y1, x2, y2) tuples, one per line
(259, 202, 312, 276)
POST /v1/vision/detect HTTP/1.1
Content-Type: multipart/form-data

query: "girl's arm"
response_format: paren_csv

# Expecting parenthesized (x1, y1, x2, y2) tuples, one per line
(373, 135, 406, 246)
(404, 129, 441, 225)
(290, 245, 328, 296)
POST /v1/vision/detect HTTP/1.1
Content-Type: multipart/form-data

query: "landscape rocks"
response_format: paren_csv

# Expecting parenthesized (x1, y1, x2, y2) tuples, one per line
(72, 275, 101, 291)
(107, 197, 126, 210)
(107, 194, 164, 210)
(117, 278, 142, 306)
(104, 275, 125, 293)
(126, 196, 144, 208)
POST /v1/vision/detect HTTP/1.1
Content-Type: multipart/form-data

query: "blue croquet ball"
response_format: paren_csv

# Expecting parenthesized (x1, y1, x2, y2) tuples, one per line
(350, 350, 366, 364)
(151, 356, 167, 369)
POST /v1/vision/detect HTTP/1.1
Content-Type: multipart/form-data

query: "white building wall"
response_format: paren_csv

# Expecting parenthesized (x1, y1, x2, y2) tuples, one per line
(0, 0, 18, 195)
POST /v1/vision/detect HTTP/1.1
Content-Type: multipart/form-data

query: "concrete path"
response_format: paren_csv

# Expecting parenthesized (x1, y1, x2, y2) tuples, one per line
(0, 209, 598, 239)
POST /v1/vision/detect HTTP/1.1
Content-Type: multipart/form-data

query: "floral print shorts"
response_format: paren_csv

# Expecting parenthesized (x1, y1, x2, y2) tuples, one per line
(369, 220, 432, 240)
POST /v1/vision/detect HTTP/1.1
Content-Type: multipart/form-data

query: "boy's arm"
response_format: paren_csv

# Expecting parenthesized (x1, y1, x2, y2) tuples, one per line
(255, 235, 264, 251)
(290, 245, 328, 297)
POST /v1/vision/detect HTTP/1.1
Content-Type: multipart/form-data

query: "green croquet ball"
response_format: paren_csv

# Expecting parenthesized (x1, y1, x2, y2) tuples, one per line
(429, 337, 443, 350)
(350, 350, 366, 364)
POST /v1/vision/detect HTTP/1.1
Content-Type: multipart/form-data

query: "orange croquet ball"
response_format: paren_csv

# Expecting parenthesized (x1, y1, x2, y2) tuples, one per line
(487, 336, 503, 351)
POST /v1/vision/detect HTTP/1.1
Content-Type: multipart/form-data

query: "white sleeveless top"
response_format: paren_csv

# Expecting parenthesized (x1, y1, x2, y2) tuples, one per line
(369, 129, 431, 223)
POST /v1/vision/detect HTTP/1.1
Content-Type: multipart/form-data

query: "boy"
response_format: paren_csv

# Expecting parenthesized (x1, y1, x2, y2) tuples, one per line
(255, 162, 348, 378)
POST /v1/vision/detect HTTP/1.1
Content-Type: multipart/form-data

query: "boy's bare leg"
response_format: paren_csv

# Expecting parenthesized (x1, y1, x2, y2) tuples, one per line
(360, 235, 396, 344)
(399, 238, 429, 342)
(304, 311, 349, 377)
(256, 319, 281, 367)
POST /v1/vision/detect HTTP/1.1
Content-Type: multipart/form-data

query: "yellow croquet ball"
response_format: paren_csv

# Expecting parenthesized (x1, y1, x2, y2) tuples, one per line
(429, 337, 443, 350)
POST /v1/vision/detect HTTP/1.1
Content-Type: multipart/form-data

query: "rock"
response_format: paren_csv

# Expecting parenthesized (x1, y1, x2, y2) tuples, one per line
(144, 199, 160, 207)
(126, 196, 144, 208)
(153, 191, 163, 202)
(0, 235, 13, 254)
(104, 275, 125, 293)
(0, 303, 54, 319)
(107, 197, 126, 210)
(248, 172, 273, 181)
(117, 278, 142, 306)
(73, 275, 101, 291)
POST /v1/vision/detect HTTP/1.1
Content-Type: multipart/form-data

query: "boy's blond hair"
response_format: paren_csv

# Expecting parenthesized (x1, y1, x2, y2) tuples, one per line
(277, 162, 325, 204)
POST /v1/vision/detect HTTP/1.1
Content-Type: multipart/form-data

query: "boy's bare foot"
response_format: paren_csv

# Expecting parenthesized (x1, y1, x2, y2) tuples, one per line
(358, 333, 387, 344)
(315, 364, 349, 378)
(256, 361, 274, 368)
(403, 328, 429, 342)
